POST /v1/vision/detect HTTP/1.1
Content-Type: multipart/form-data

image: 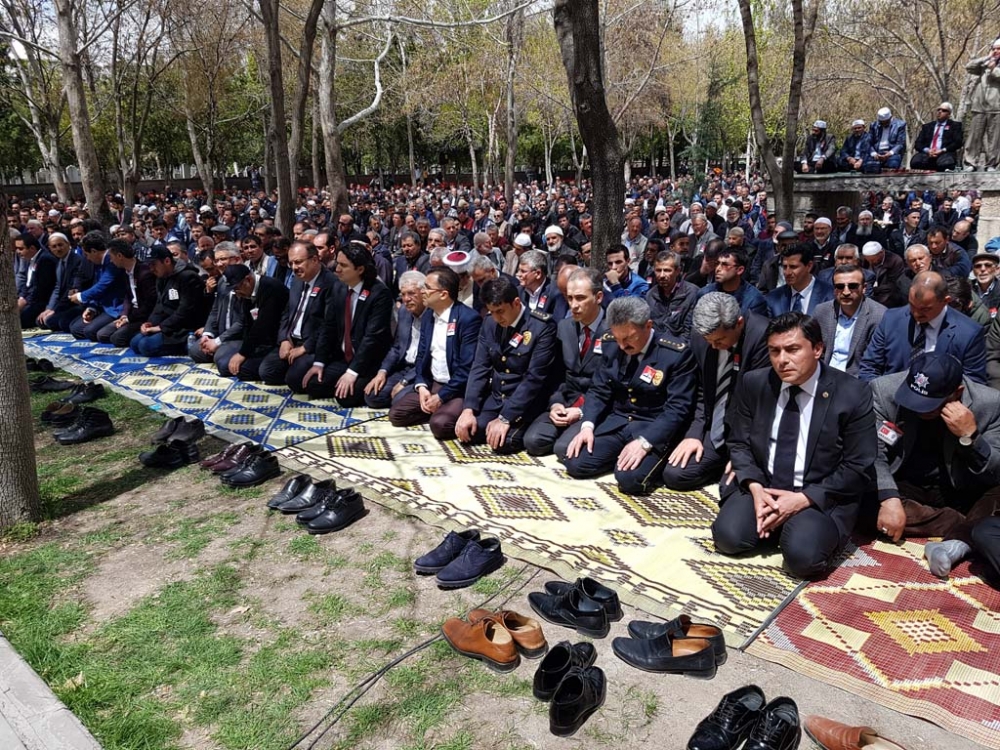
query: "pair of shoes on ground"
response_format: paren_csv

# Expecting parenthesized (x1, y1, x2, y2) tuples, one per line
(612, 613, 725, 679)
(441, 608, 547, 673)
(140, 417, 206, 469)
(266, 475, 366, 534)
(527, 577, 623, 638)
(26, 357, 54, 373)
(414, 529, 505, 588)
(533, 640, 605, 737)
(151, 416, 205, 444)
(201, 442, 281, 488)
(31, 375, 79, 393)
(50, 407, 114, 445)
(40, 384, 107, 426)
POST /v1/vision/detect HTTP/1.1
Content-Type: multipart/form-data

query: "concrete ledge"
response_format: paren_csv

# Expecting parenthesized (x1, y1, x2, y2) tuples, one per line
(0, 634, 102, 750)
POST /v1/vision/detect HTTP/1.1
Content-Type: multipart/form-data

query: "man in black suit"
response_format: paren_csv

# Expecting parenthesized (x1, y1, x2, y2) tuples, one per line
(392, 230, 430, 293)
(712, 312, 876, 579)
(38, 232, 86, 332)
(765, 244, 836, 317)
(364, 270, 426, 409)
(663, 294, 770, 491)
(259, 241, 337, 388)
(524, 268, 609, 457)
(96, 240, 158, 347)
(564, 296, 697, 495)
(214, 265, 289, 379)
(16, 234, 57, 328)
(188, 247, 245, 365)
(887, 208, 926, 258)
(516, 249, 569, 320)
(910, 102, 964, 172)
(301, 245, 393, 406)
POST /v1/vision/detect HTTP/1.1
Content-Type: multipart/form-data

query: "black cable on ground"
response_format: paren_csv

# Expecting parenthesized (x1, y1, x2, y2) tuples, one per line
(285, 563, 540, 750)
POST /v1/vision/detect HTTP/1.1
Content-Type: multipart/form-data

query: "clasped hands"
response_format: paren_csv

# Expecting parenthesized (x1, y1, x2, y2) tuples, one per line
(749, 482, 811, 538)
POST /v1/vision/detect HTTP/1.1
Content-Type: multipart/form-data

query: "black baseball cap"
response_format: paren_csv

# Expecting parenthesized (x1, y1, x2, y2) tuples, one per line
(223, 264, 252, 285)
(148, 244, 172, 261)
(894, 351, 963, 413)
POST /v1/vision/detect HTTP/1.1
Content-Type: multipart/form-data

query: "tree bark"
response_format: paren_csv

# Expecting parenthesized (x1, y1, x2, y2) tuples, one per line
(259, 0, 295, 232)
(311, 94, 322, 190)
(553, 0, 624, 272)
(52, 0, 112, 226)
(184, 102, 215, 198)
(318, 5, 349, 215)
(0, 192, 41, 532)
(286, 0, 324, 190)
(503, 4, 523, 209)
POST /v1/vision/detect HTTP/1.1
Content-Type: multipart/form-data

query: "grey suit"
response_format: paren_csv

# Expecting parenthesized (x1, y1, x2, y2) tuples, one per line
(815, 297, 887, 378)
(869, 373, 1000, 545)
(188, 277, 245, 363)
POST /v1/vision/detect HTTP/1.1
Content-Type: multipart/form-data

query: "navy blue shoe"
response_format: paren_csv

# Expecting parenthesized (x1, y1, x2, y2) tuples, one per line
(414, 529, 481, 574)
(435, 537, 504, 588)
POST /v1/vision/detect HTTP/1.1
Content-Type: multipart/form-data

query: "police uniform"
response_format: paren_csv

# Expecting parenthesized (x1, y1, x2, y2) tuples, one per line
(564, 330, 697, 494)
(462, 307, 560, 453)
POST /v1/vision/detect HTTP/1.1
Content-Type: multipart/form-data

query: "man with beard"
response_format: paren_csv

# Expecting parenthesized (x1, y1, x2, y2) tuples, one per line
(972, 252, 1000, 317)
(847, 210, 885, 247)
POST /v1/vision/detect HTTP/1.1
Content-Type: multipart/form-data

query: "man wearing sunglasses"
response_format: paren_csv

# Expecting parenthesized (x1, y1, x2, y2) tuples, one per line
(973, 252, 1000, 318)
(815, 264, 887, 377)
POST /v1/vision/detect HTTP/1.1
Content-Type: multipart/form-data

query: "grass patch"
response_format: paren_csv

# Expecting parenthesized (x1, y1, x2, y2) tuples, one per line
(384, 586, 416, 609)
(160, 512, 241, 559)
(288, 534, 324, 559)
(307, 593, 356, 623)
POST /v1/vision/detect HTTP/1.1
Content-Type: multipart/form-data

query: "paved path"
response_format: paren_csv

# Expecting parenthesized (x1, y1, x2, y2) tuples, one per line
(0, 635, 101, 750)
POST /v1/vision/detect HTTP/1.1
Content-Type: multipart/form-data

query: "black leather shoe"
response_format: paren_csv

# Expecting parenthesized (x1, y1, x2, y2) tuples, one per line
(42, 402, 78, 425)
(220, 451, 280, 487)
(528, 588, 609, 638)
(277, 479, 335, 513)
(63, 382, 106, 405)
(533, 641, 598, 701)
(744, 697, 801, 750)
(26, 358, 54, 373)
(414, 529, 481, 574)
(151, 416, 184, 444)
(628, 614, 727, 665)
(296, 488, 359, 525)
(31, 376, 78, 393)
(549, 665, 606, 737)
(435, 537, 505, 588)
(611, 631, 716, 677)
(139, 440, 201, 469)
(171, 418, 205, 444)
(687, 685, 767, 750)
(543, 577, 623, 622)
(305, 490, 366, 534)
(267, 475, 312, 509)
(55, 408, 114, 445)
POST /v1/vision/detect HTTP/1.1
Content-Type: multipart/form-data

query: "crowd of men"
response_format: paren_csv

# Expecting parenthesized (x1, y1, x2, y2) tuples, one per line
(8, 173, 1000, 586)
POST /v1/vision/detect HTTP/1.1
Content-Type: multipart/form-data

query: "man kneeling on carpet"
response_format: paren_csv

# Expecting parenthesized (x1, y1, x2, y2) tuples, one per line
(129, 244, 204, 357)
(211, 265, 289, 380)
(712, 312, 876, 579)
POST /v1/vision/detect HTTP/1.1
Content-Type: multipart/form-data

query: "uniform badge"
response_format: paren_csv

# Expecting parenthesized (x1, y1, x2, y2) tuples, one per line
(509, 332, 524, 348)
(651, 369, 664, 386)
(593, 339, 603, 354)
(522, 331, 532, 345)
(877, 420, 902, 446)
(639, 365, 655, 384)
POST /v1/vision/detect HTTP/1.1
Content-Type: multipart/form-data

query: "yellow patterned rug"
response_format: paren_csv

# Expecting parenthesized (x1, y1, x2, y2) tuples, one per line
(276, 417, 804, 646)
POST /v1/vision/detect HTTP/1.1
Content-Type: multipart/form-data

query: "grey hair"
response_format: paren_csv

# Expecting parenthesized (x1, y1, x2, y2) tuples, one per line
(567, 267, 603, 295)
(473, 231, 490, 248)
(216, 241, 241, 257)
(726, 227, 745, 239)
(858, 210, 873, 219)
(606, 296, 651, 327)
(519, 249, 548, 274)
(654, 250, 683, 268)
(429, 247, 448, 264)
(428, 227, 446, 242)
(398, 270, 426, 290)
(905, 243, 930, 260)
(692, 292, 741, 336)
(469, 254, 496, 274)
(836, 205, 853, 218)
(49, 232, 68, 244)
(835, 243, 860, 258)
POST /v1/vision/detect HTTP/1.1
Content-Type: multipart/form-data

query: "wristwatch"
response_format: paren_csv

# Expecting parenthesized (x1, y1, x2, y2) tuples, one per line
(638, 436, 653, 452)
(497, 415, 510, 425)
(959, 430, 980, 447)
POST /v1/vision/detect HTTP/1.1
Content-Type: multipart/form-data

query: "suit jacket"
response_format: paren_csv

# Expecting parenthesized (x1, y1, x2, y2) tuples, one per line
(315, 277, 393, 378)
(520, 277, 569, 320)
(278, 267, 337, 352)
(870, 373, 1000, 501)
(868, 118, 907, 157)
(46, 253, 84, 313)
(379, 304, 420, 380)
(392, 253, 430, 294)
(685, 311, 771, 443)
(913, 119, 964, 155)
(413, 302, 483, 403)
(728, 364, 876, 530)
(697, 280, 769, 318)
(549, 314, 610, 407)
(80, 253, 128, 316)
(21, 250, 58, 316)
(815, 297, 887, 377)
(765, 278, 836, 317)
(122, 261, 158, 323)
(203, 277, 244, 342)
(888, 228, 926, 258)
(859, 305, 987, 383)
(983, 313, 1000, 390)
(239, 276, 289, 357)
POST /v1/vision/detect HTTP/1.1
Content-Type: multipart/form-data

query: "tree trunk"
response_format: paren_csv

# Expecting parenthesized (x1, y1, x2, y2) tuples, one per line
(503, 4, 523, 208)
(185, 104, 215, 198)
(311, 95, 322, 190)
(259, 0, 295, 232)
(53, 0, 112, 226)
(318, 7, 350, 215)
(543, 122, 554, 186)
(287, 0, 324, 191)
(0, 193, 41, 532)
(666, 120, 676, 181)
(465, 125, 479, 193)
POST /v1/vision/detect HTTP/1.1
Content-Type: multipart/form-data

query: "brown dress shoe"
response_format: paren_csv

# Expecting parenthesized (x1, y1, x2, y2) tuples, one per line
(441, 616, 519, 672)
(804, 716, 908, 750)
(468, 609, 548, 658)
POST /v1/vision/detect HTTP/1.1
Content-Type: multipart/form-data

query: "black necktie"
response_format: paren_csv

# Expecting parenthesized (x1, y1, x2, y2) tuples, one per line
(623, 354, 640, 382)
(911, 322, 928, 361)
(772, 385, 802, 490)
(711, 350, 735, 448)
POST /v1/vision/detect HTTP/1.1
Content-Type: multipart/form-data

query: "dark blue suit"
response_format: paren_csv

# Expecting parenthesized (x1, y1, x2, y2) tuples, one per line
(765, 278, 836, 317)
(364, 305, 421, 409)
(697, 280, 769, 318)
(70, 253, 129, 340)
(859, 306, 987, 383)
(42, 253, 86, 332)
(19, 250, 57, 328)
(520, 278, 569, 320)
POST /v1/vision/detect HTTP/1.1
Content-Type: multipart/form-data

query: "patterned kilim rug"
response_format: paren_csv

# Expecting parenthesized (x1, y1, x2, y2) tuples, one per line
(747, 539, 1000, 749)
(276, 417, 805, 646)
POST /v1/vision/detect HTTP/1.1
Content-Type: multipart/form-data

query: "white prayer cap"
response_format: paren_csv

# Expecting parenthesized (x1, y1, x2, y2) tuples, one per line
(862, 241, 884, 257)
(859, 210, 873, 219)
(544, 225, 563, 238)
(513, 233, 532, 248)
(199, 205, 213, 214)
(443, 250, 470, 274)
(813, 120, 827, 129)
(814, 217, 833, 227)
(852, 119, 865, 127)
(877, 107, 892, 121)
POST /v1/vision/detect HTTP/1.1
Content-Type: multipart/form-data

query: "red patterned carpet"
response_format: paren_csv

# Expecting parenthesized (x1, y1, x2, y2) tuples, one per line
(747, 539, 1000, 749)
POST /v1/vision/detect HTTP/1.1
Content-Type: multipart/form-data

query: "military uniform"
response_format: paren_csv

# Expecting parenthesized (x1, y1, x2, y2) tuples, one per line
(564, 330, 697, 494)
(463, 308, 560, 453)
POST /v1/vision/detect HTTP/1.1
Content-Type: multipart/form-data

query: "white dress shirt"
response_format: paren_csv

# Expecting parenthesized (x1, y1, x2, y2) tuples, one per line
(766, 366, 821, 488)
(923, 306, 948, 353)
(430, 304, 454, 383)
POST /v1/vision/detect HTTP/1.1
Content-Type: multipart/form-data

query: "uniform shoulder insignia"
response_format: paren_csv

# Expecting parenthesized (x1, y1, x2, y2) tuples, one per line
(658, 337, 687, 351)
(601, 332, 615, 342)
(530, 310, 552, 322)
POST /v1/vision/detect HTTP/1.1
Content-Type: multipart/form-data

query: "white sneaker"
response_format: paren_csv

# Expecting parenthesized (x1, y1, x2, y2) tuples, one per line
(964, 165, 976, 172)
(987, 167, 998, 172)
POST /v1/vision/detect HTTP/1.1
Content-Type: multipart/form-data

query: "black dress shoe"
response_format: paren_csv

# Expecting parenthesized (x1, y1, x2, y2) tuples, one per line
(295, 488, 358, 525)
(31, 376, 78, 393)
(277, 479, 335, 513)
(528, 588, 610, 638)
(139, 439, 201, 469)
(611, 631, 716, 677)
(549, 665, 606, 737)
(220, 451, 281, 487)
(543, 577, 623, 621)
(55, 408, 114, 445)
(151, 416, 184, 444)
(267, 475, 312, 509)
(435, 537, 505, 588)
(744, 697, 801, 750)
(533, 641, 598, 701)
(171, 418, 206, 444)
(414, 529, 481, 574)
(63, 382, 106, 405)
(27, 358, 55, 373)
(628, 614, 727, 665)
(687, 685, 767, 750)
(305, 490, 366, 534)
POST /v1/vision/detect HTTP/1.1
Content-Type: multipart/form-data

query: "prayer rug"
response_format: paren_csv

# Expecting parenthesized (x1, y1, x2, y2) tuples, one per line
(276, 417, 804, 646)
(22, 332, 187, 378)
(747, 539, 1000, 749)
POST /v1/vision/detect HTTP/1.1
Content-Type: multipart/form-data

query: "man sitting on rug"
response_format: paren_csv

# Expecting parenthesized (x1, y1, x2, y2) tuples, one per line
(96, 240, 158, 348)
(564, 296, 696, 495)
(212, 264, 289, 380)
(712, 312, 876, 579)
(37, 232, 87, 332)
(456, 275, 559, 455)
(364, 270, 427, 409)
(129, 244, 204, 357)
(523, 268, 609, 457)
(188, 244, 245, 366)
(662, 293, 770, 492)
(390, 267, 482, 439)
(869, 351, 1000, 579)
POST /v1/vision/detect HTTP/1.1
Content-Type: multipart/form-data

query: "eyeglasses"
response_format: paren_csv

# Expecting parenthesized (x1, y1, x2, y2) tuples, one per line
(833, 282, 861, 291)
(974, 263, 996, 269)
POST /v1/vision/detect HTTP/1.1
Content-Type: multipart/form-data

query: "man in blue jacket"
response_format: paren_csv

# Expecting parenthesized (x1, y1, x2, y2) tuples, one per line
(69, 231, 127, 341)
(865, 107, 907, 173)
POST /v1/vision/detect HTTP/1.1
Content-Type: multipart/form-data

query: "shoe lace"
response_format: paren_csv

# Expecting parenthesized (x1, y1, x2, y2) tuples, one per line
(711, 700, 741, 725)
(749, 713, 789, 743)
